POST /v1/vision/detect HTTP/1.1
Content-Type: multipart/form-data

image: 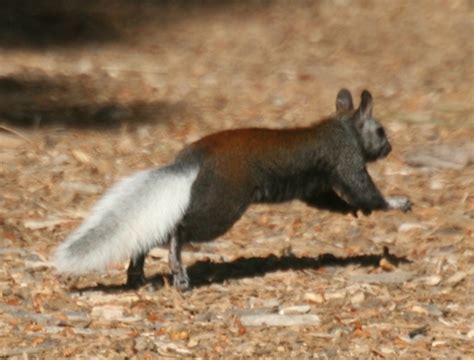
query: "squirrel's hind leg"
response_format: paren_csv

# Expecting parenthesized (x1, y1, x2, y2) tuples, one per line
(126, 253, 146, 289)
(169, 231, 190, 292)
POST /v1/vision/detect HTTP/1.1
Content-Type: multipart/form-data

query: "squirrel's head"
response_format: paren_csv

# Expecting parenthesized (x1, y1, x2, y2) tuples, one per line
(336, 89, 392, 162)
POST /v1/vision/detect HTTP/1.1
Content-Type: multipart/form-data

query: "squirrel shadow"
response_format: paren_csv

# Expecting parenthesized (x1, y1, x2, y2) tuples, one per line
(72, 248, 411, 293)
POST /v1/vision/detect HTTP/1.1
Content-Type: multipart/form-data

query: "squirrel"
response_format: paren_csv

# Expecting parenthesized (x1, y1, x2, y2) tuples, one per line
(54, 89, 412, 291)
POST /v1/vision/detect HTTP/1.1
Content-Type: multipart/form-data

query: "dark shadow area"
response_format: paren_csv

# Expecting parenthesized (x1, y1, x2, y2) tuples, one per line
(0, 74, 185, 128)
(0, 0, 271, 49)
(0, 101, 184, 129)
(0, 1, 120, 48)
(72, 249, 412, 293)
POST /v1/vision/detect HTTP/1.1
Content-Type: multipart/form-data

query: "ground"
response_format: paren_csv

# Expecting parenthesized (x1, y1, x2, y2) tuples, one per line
(0, 1, 473, 358)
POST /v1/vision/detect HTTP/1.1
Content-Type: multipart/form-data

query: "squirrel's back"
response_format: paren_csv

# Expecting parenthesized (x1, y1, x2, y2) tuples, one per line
(177, 119, 346, 180)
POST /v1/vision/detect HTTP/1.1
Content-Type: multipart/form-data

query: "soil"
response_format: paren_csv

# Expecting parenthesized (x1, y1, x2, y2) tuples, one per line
(1, 1, 473, 358)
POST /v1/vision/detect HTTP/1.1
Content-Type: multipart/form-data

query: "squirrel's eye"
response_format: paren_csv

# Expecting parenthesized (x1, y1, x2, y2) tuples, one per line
(376, 127, 385, 138)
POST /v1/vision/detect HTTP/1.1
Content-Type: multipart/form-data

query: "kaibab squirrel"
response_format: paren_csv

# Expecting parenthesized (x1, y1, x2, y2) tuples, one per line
(55, 89, 411, 291)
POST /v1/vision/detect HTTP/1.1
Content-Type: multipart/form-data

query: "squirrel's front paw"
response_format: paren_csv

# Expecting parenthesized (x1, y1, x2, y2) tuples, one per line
(387, 196, 412, 212)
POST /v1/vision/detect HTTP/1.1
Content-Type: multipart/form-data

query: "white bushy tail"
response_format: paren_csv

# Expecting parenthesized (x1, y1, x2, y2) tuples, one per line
(54, 164, 199, 274)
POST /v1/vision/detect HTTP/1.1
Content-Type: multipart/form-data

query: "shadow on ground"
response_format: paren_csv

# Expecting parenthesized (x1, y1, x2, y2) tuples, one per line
(0, 0, 271, 49)
(72, 250, 412, 293)
(0, 1, 120, 48)
(0, 74, 185, 128)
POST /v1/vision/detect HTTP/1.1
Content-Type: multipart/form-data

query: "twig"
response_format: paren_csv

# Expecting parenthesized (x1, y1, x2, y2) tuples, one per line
(0, 123, 54, 157)
(0, 124, 35, 145)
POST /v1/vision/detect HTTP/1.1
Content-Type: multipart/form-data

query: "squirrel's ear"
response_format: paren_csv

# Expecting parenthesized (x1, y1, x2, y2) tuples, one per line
(358, 90, 373, 119)
(336, 88, 354, 112)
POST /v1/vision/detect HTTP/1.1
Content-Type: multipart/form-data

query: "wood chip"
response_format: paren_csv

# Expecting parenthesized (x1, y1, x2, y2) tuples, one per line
(278, 305, 311, 315)
(350, 271, 415, 284)
(446, 272, 466, 285)
(303, 292, 324, 304)
(23, 218, 71, 230)
(240, 314, 321, 327)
